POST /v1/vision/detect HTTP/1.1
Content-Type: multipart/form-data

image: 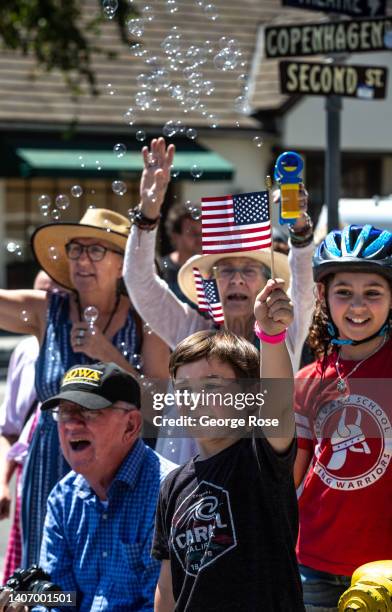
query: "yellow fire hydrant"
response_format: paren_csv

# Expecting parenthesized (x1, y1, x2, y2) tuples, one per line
(338, 560, 392, 611)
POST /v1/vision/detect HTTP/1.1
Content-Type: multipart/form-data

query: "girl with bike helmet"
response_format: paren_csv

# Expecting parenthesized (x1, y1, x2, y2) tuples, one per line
(294, 224, 392, 610)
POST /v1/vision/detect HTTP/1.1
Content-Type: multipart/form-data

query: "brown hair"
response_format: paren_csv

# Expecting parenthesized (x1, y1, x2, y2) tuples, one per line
(308, 273, 392, 359)
(169, 329, 260, 379)
(165, 202, 195, 238)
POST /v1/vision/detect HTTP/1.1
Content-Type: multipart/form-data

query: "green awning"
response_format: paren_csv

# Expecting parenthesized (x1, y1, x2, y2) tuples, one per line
(16, 147, 234, 180)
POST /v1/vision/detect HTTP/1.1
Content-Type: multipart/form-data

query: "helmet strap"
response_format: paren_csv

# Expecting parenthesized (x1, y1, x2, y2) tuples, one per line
(325, 301, 391, 347)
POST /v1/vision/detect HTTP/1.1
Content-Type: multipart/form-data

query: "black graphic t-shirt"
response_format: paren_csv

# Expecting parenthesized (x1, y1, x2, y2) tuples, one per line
(152, 436, 304, 612)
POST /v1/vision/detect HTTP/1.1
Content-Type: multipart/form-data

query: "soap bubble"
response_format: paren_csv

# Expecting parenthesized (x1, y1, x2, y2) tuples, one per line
(135, 90, 153, 109)
(105, 83, 115, 96)
(186, 127, 197, 140)
(132, 353, 144, 370)
(191, 207, 202, 220)
(113, 143, 127, 158)
(84, 306, 99, 335)
(136, 73, 152, 90)
(162, 120, 176, 138)
(119, 342, 129, 357)
(123, 108, 135, 125)
(136, 130, 146, 142)
(112, 180, 127, 196)
(141, 4, 154, 21)
(170, 166, 180, 178)
(204, 3, 219, 20)
(127, 18, 144, 38)
(38, 194, 51, 208)
(51, 209, 61, 221)
(234, 95, 251, 114)
(102, 0, 118, 18)
(190, 165, 203, 179)
(71, 185, 83, 198)
(55, 194, 70, 210)
(95, 160, 102, 171)
(20, 310, 29, 323)
(143, 322, 153, 335)
(253, 136, 263, 148)
(48, 246, 60, 260)
(6, 241, 19, 254)
(147, 153, 158, 168)
(202, 80, 215, 96)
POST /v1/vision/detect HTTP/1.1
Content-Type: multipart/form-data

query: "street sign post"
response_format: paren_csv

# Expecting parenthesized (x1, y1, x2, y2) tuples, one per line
(265, 17, 392, 58)
(279, 60, 388, 98)
(282, 0, 386, 18)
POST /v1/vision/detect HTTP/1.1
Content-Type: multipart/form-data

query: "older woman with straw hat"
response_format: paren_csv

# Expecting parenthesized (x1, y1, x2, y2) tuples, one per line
(123, 139, 315, 463)
(0, 207, 169, 566)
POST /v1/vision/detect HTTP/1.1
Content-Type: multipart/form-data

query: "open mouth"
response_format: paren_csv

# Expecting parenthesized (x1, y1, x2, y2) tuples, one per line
(69, 439, 91, 452)
(345, 317, 370, 327)
(226, 293, 248, 302)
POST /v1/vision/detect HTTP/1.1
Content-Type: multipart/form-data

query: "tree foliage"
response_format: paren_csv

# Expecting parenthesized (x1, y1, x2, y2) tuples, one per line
(0, 0, 136, 96)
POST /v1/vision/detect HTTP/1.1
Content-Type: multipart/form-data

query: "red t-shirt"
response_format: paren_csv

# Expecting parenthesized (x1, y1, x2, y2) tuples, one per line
(295, 337, 392, 576)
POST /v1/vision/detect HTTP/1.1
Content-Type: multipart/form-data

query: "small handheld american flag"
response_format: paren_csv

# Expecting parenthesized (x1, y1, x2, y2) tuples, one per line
(192, 267, 224, 325)
(201, 191, 272, 254)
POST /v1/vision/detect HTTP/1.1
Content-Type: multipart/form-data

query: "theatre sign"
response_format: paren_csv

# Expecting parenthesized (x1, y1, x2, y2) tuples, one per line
(279, 60, 388, 98)
(282, 0, 386, 18)
(265, 17, 392, 58)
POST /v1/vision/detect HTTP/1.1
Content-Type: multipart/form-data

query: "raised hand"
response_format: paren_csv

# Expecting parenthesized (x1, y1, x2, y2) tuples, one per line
(139, 137, 175, 219)
(254, 279, 293, 336)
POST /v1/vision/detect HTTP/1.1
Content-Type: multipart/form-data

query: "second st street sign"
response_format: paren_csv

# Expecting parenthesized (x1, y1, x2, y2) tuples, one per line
(265, 17, 392, 58)
(279, 60, 388, 98)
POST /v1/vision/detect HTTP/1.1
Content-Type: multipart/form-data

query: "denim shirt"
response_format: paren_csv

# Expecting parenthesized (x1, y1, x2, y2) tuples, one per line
(38, 440, 176, 611)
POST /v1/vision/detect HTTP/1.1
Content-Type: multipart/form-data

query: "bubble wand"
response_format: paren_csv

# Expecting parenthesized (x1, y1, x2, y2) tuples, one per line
(265, 175, 276, 281)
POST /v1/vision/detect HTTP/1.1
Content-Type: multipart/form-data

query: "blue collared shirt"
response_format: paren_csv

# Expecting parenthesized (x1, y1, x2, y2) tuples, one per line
(38, 440, 176, 612)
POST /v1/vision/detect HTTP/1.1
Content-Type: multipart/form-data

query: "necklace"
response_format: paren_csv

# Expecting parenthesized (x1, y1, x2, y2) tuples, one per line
(334, 335, 387, 395)
(76, 292, 121, 335)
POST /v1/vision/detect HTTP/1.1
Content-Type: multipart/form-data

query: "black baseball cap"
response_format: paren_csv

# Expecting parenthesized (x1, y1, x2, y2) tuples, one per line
(41, 362, 141, 411)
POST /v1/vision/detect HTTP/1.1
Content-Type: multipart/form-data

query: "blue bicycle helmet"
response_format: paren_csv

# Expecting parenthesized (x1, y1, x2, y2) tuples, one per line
(313, 224, 392, 283)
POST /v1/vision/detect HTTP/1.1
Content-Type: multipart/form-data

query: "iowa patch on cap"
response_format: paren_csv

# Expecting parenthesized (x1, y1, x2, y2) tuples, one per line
(62, 366, 103, 388)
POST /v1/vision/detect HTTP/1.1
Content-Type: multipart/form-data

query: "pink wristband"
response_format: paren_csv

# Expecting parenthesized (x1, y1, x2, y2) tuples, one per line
(254, 321, 287, 344)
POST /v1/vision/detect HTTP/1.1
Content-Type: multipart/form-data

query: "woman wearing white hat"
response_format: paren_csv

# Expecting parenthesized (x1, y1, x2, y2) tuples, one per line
(0, 207, 169, 566)
(123, 139, 315, 463)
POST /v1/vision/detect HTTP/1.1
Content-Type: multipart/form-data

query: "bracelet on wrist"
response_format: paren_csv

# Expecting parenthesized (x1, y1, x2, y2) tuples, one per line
(254, 321, 287, 344)
(130, 205, 160, 231)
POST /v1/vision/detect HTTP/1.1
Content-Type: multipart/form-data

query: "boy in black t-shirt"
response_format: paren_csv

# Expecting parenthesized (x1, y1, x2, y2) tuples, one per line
(152, 279, 304, 612)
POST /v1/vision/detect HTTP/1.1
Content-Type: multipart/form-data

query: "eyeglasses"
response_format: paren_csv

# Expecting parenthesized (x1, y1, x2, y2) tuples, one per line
(212, 265, 268, 281)
(65, 242, 123, 262)
(50, 405, 132, 422)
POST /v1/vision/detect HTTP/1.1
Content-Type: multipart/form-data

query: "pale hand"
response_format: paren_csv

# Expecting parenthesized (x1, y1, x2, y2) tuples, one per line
(139, 137, 175, 219)
(254, 279, 293, 336)
(70, 322, 112, 360)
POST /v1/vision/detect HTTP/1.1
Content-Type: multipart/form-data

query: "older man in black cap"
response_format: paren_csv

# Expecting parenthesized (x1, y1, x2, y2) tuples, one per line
(29, 362, 175, 612)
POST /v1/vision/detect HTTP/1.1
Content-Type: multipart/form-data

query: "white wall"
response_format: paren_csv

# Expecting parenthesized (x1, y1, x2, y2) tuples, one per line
(180, 133, 282, 225)
(282, 51, 392, 152)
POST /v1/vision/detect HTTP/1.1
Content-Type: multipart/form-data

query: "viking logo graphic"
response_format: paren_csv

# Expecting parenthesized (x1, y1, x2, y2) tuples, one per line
(313, 395, 392, 491)
(327, 408, 370, 471)
(171, 481, 237, 576)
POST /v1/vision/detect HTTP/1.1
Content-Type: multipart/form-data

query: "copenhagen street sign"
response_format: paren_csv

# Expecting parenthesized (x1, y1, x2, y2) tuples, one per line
(282, 0, 386, 18)
(265, 17, 392, 58)
(279, 60, 388, 98)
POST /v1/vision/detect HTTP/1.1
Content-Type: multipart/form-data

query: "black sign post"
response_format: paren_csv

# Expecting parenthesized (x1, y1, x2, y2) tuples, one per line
(282, 0, 386, 18)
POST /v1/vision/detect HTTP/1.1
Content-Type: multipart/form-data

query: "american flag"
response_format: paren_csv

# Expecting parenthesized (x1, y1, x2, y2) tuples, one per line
(192, 267, 224, 325)
(201, 191, 272, 254)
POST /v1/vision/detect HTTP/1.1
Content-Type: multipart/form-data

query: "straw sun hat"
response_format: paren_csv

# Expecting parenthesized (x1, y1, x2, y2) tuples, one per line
(178, 249, 290, 306)
(31, 208, 130, 290)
